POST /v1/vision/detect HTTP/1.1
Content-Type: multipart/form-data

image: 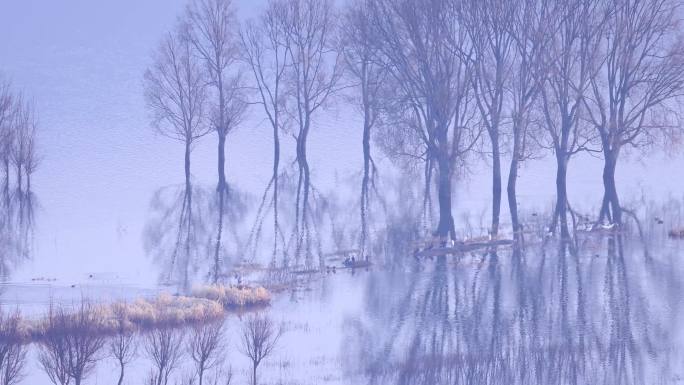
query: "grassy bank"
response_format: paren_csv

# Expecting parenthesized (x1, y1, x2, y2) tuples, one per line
(0, 285, 271, 344)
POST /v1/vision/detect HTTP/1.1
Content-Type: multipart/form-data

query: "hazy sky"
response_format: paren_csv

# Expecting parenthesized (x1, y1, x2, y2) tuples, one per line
(0, 0, 682, 284)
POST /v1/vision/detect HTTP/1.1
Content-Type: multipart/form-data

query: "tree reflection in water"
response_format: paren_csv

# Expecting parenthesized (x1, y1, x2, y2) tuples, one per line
(0, 188, 36, 280)
(143, 185, 250, 290)
(342, 234, 682, 385)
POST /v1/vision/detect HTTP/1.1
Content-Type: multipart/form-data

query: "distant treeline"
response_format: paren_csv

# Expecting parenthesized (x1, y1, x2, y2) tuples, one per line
(143, 0, 683, 273)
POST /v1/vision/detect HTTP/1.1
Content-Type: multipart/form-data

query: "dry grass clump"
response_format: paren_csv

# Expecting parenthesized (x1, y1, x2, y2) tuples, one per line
(118, 294, 224, 329)
(5, 294, 226, 345)
(191, 285, 271, 308)
(1, 285, 271, 346)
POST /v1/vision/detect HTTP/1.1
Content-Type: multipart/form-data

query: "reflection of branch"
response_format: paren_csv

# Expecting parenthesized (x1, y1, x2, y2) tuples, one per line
(344, 232, 674, 384)
(0, 187, 36, 279)
(144, 185, 223, 289)
(620, 207, 650, 259)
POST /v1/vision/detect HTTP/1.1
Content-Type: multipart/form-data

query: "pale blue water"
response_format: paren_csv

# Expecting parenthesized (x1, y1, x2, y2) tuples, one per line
(1, 1, 684, 384)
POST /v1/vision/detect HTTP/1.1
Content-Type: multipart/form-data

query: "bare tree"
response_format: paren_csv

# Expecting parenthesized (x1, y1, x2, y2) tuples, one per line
(20, 106, 38, 198)
(280, 0, 343, 266)
(340, 0, 386, 255)
(585, 0, 684, 225)
(240, 0, 290, 267)
(186, 0, 239, 195)
(369, 0, 477, 241)
(463, 0, 515, 237)
(539, 0, 604, 238)
(37, 315, 70, 385)
(10, 97, 38, 222)
(240, 314, 282, 385)
(0, 309, 27, 385)
(9, 99, 26, 199)
(506, 0, 550, 234)
(108, 307, 137, 385)
(145, 328, 185, 385)
(186, 0, 248, 283)
(144, 22, 210, 287)
(37, 301, 106, 385)
(0, 80, 14, 210)
(0, 79, 38, 272)
(145, 24, 210, 189)
(187, 319, 226, 385)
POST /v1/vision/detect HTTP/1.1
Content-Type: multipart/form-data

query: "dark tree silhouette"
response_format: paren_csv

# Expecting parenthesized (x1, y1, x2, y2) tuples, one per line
(368, 0, 478, 241)
(145, 328, 185, 385)
(186, 0, 248, 283)
(506, 0, 550, 234)
(0, 309, 27, 385)
(240, 314, 282, 385)
(462, 0, 515, 237)
(108, 307, 137, 385)
(37, 302, 106, 385)
(0, 78, 13, 212)
(539, 0, 603, 238)
(585, 0, 684, 226)
(280, 0, 343, 267)
(240, 0, 290, 267)
(187, 319, 226, 385)
(144, 22, 210, 288)
(340, 0, 386, 256)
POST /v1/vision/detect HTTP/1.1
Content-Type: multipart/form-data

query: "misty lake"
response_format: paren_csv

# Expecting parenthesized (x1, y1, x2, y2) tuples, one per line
(2, 230, 684, 384)
(3, 0, 684, 384)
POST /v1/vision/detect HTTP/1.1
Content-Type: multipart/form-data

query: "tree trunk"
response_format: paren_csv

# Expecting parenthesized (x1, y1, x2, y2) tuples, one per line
(16, 163, 22, 196)
(214, 128, 227, 285)
(217, 133, 227, 193)
(600, 149, 622, 224)
(16, 164, 23, 221)
(213, 189, 224, 284)
(491, 136, 502, 236)
(252, 363, 258, 385)
(185, 141, 192, 197)
(117, 363, 124, 385)
(360, 115, 371, 256)
(507, 154, 519, 234)
(2, 155, 9, 208)
(184, 140, 192, 291)
(217, 72, 226, 189)
(555, 153, 569, 238)
(302, 156, 311, 266)
(422, 158, 434, 232)
(295, 119, 311, 265)
(435, 153, 455, 240)
(272, 116, 280, 263)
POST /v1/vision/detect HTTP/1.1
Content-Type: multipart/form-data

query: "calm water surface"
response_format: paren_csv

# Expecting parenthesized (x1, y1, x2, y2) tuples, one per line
(5, 232, 682, 385)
